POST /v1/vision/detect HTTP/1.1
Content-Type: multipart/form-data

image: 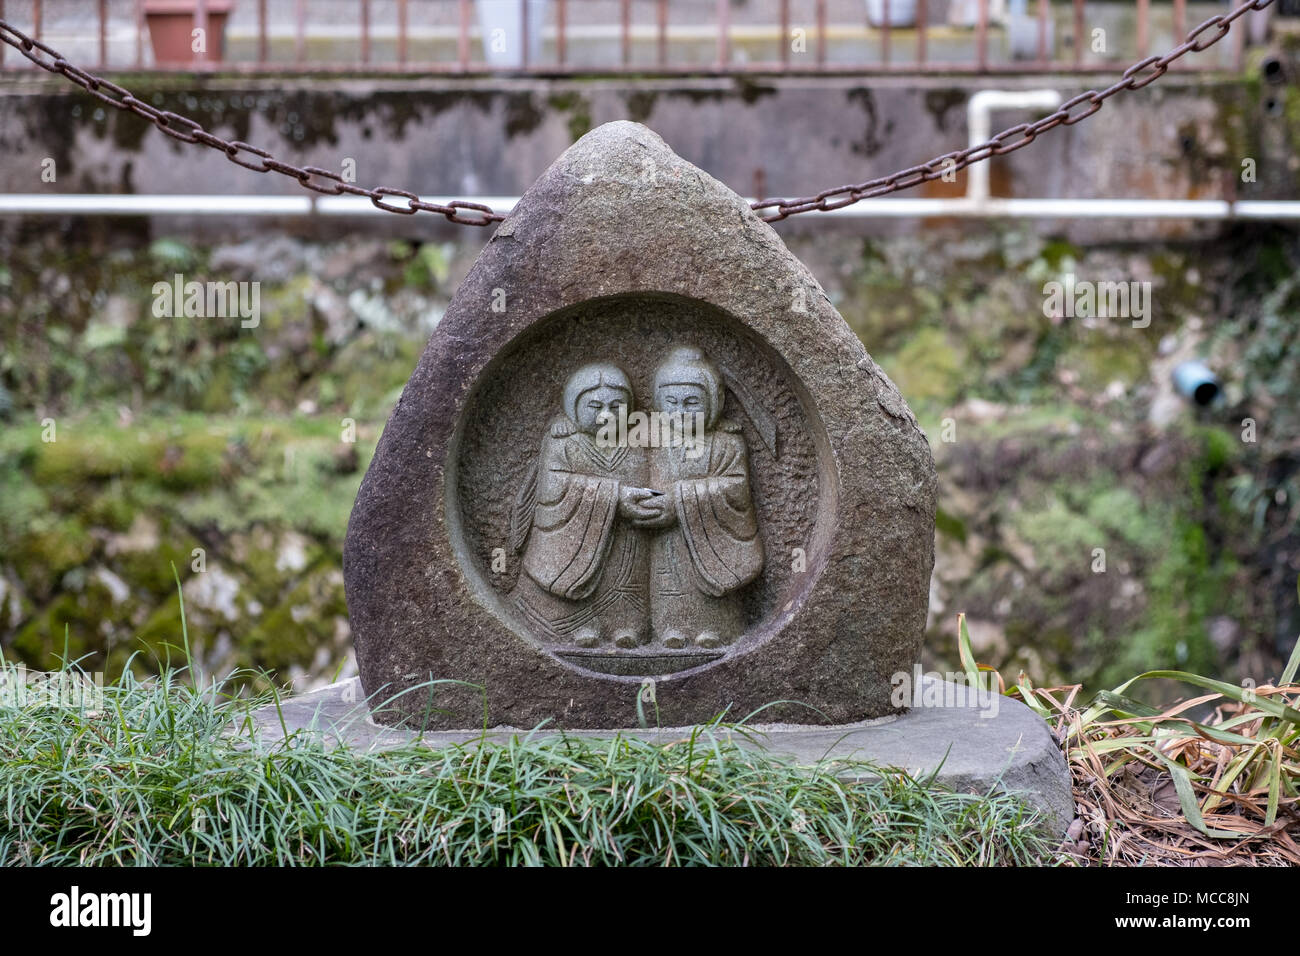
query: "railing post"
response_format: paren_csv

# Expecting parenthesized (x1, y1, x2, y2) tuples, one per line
(361, 0, 370, 65)
(521, 0, 529, 70)
(99, 0, 108, 67)
(295, 0, 306, 65)
(621, 0, 631, 67)
(780, 0, 790, 68)
(135, 0, 144, 67)
(657, 0, 668, 68)
(398, 0, 408, 66)
(716, 0, 729, 70)
(557, 0, 567, 66)
(918, 0, 928, 66)
(1072, 0, 1084, 67)
(1037, 0, 1048, 65)
(33, 0, 41, 42)
(816, 0, 826, 68)
(977, 0, 988, 70)
(1136, 0, 1148, 58)
(259, 0, 269, 64)
(883, 0, 891, 67)
(459, 0, 471, 70)
(195, 0, 207, 64)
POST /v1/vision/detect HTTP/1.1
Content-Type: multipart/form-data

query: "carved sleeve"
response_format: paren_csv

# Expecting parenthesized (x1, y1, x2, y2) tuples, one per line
(520, 436, 620, 600)
(672, 433, 764, 596)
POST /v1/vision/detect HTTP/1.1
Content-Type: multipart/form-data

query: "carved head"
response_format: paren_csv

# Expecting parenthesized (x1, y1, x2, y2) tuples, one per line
(653, 345, 723, 428)
(563, 362, 633, 435)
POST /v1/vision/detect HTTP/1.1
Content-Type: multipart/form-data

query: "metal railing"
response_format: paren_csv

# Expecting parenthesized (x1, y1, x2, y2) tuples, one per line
(0, 0, 1264, 75)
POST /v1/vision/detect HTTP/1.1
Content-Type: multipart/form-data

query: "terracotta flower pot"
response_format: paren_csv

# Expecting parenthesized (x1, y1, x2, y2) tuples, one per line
(144, 1, 233, 65)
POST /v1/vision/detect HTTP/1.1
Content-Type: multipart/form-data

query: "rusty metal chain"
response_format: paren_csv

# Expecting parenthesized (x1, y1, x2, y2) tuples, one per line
(0, 0, 1276, 227)
(0, 19, 503, 226)
(752, 0, 1274, 221)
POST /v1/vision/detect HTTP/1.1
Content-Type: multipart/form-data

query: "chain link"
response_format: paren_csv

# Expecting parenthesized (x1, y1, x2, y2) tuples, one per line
(0, 18, 505, 226)
(0, 1, 1274, 227)
(752, 0, 1274, 221)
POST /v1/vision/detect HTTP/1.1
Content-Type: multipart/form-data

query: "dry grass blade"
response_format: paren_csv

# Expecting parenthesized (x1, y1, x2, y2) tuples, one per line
(985, 612, 1300, 865)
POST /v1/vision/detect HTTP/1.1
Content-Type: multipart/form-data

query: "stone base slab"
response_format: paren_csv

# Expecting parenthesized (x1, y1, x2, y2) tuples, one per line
(246, 676, 1074, 837)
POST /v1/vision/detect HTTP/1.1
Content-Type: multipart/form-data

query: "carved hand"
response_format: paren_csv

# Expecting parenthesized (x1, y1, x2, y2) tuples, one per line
(618, 486, 666, 523)
(629, 490, 677, 530)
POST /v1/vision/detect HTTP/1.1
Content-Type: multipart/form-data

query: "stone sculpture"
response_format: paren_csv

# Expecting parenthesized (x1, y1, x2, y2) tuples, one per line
(343, 122, 937, 728)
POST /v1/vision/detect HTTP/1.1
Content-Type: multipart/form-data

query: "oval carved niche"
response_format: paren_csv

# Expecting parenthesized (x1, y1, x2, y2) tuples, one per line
(449, 292, 835, 678)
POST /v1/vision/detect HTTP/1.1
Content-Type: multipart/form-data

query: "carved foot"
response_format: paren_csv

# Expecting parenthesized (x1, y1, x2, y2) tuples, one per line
(662, 630, 688, 649)
(612, 629, 641, 649)
(574, 627, 600, 648)
(695, 632, 723, 649)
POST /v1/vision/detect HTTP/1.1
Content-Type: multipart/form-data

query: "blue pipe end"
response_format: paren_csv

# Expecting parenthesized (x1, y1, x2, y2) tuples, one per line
(1171, 360, 1220, 407)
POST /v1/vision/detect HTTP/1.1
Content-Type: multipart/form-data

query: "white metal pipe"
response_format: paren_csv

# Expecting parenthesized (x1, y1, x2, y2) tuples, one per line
(2, 194, 1300, 220)
(966, 89, 1063, 202)
(0, 194, 315, 215)
(1232, 201, 1300, 219)
(814, 197, 1241, 218)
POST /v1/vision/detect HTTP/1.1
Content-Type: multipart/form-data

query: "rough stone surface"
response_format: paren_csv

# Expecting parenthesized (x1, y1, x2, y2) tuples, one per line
(344, 120, 937, 729)
(246, 677, 1073, 836)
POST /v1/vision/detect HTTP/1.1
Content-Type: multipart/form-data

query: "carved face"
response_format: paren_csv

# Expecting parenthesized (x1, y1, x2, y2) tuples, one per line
(655, 383, 709, 423)
(574, 384, 629, 435)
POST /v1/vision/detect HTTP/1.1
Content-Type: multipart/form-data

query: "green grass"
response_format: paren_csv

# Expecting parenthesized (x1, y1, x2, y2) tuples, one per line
(0, 660, 1055, 866)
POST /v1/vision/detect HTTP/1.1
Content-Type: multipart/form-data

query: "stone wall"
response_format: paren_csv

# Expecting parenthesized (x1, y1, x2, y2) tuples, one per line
(2, 223, 1298, 696)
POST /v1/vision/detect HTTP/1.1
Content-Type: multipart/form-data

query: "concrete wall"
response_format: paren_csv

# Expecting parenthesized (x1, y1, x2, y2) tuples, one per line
(0, 69, 1295, 243)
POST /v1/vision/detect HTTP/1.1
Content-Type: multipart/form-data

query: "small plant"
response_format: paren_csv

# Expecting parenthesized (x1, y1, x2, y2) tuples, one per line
(957, 583, 1300, 864)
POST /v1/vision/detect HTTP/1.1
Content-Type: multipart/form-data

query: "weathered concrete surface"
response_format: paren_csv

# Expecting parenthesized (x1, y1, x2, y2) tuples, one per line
(0, 73, 1288, 243)
(246, 675, 1074, 837)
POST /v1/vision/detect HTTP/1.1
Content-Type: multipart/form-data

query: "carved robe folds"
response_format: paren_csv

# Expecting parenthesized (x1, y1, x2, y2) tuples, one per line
(511, 417, 650, 644)
(649, 420, 763, 647)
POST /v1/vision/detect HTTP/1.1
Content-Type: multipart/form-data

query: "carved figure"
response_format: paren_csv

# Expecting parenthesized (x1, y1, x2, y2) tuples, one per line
(642, 346, 764, 649)
(509, 363, 661, 648)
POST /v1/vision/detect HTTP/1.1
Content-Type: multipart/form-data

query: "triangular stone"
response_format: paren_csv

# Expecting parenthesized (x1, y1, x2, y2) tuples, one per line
(344, 121, 936, 729)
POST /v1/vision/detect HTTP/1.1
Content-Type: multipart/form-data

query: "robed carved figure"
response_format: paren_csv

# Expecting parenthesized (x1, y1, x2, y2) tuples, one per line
(509, 362, 658, 649)
(645, 345, 763, 649)
(509, 346, 764, 654)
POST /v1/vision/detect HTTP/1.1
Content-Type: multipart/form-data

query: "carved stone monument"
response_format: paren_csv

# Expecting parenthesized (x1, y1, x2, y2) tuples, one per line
(344, 121, 938, 729)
